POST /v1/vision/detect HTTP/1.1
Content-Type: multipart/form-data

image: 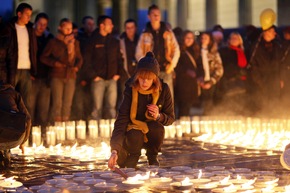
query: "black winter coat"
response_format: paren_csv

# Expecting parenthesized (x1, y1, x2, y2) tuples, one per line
(110, 79, 175, 152)
(89, 29, 123, 80)
(175, 48, 202, 104)
(250, 38, 282, 98)
(219, 46, 247, 94)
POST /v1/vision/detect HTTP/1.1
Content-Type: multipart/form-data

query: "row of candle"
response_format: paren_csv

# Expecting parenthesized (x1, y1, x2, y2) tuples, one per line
(11, 142, 112, 162)
(3, 165, 287, 193)
(29, 116, 290, 151)
(31, 119, 115, 146)
(30, 119, 188, 147)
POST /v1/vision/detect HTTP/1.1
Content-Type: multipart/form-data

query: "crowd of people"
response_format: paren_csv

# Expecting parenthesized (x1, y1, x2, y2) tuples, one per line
(1, 2, 290, 168)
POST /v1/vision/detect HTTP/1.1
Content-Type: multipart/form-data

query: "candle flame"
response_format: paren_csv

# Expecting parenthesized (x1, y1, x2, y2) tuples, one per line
(220, 175, 230, 184)
(223, 184, 236, 191)
(4, 177, 15, 183)
(181, 177, 191, 186)
(198, 169, 202, 179)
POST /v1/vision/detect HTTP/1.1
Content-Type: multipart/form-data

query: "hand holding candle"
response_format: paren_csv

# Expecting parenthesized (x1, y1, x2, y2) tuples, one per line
(108, 150, 118, 170)
(147, 104, 159, 120)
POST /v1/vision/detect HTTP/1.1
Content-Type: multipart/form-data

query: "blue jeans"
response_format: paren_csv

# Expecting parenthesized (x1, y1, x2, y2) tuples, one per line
(50, 78, 76, 121)
(91, 78, 117, 119)
(30, 79, 51, 126)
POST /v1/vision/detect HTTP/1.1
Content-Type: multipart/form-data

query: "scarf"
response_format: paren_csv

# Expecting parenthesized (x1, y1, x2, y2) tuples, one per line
(56, 33, 76, 64)
(127, 87, 160, 142)
(229, 45, 247, 68)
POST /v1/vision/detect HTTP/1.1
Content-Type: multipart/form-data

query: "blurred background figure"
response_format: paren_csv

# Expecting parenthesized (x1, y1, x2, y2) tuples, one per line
(71, 16, 95, 121)
(280, 26, 290, 113)
(198, 32, 223, 115)
(135, 4, 180, 100)
(2, 3, 37, 117)
(175, 30, 202, 118)
(218, 32, 248, 115)
(41, 18, 83, 122)
(248, 25, 282, 117)
(30, 13, 54, 129)
(89, 15, 122, 120)
(118, 18, 139, 108)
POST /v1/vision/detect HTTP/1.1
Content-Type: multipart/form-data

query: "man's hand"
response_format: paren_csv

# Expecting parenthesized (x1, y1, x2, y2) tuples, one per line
(200, 82, 212, 89)
(113, 75, 120, 81)
(94, 76, 102, 81)
(55, 61, 66, 68)
(165, 64, 174, 74)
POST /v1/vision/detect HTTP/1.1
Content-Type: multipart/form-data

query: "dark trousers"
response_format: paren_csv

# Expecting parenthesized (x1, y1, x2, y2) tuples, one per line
(201, 85, 216, 115)
(30, 79, 51, 126)
(15, 70, 32, 114)
(118, 121, 165, 168)
(71, 83, 92, 120)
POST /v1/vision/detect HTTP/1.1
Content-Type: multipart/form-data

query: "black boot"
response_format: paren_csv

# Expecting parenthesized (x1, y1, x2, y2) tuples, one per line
(148, 155, 159, 166)
(0, 151, 4, 168)
(3, 150, 11, 168)
(124, 154, 140, 168)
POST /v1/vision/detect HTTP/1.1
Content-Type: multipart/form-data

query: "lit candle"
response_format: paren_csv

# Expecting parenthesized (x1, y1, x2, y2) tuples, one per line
(76, 120, 86, 139)
(65, 121, 75, 140)
(55, 123, 66, 142)
(32, 126, 42, 146)
(0, 177, 23, 189)
(46, 129, 56, 146)
(99, 119, 110, 138)
(170, 177, 193, 191)
(88, 120, 98, 139)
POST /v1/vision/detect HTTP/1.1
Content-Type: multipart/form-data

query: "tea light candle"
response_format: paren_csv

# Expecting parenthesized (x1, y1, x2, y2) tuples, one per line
(66, 185, 90, 193)
(45, 179, 68, 186)
(170, 177, 193, 191)
(88, 120, 98, 139)
(76, 121, 86, 140)
(191, 178, 211, 185)
(65, 121, 75, 140)
(0, 177, 23, 189)
(37, 187, 61, 193)
(94, 182, 117, 191)
(32, 126, 42, 146)
(55, 125, 65, 141)
(175, 124, 183, 138)
(150, 177, 172, 185)
(99, 119, 110, 138)
(46, 130, 56, 146)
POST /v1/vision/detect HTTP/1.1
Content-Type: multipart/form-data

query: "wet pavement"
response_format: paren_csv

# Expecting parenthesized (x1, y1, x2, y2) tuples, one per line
(1, 136, 290, 192)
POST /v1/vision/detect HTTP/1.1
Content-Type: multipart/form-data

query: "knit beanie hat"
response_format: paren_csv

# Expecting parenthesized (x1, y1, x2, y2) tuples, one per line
(136, 52, 160, 76)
